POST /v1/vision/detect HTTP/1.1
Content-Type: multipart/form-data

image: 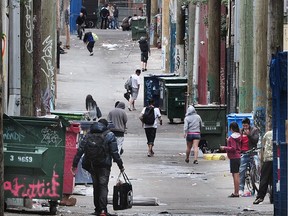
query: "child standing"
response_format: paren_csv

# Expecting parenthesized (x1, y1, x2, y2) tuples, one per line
(220, 122, 242, 198)
(83, 32, 98, 56)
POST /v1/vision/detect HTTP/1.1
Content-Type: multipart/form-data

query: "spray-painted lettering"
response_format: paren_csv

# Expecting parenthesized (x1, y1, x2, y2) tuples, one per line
(4, 170, 60, 199)
(24, 0, 33, 53)
(41, 35, 55, 112)
(41, 127, 62, 146)
(3, 128, 25, 142)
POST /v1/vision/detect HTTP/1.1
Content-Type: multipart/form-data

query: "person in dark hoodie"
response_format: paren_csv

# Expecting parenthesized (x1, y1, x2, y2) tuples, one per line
(107, 101, 128, 155)
(138, 36, 150, 72)
(220, 122, 242, 198)
(72, 120, 124, 216)
(183, 105, 202, 164)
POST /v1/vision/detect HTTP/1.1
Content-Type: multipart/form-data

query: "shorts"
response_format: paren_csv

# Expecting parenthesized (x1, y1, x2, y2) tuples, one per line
(186, 133, 201, 142)
(141, 52, 149, 63)
(131, 88, 139, 100)
(230, 158, 240, 173)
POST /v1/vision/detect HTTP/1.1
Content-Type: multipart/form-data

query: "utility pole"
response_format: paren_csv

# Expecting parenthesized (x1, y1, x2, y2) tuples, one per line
(33, 0, 42, 116)
(161, 0, 170, 72)
(20, 0, 34, 116)
(0, 0, 4, 214)
(238, 0, 253, 113)
(253, 0, 268, 136)
(187, 2, 196, 106)
(266, 0, 283, 131)
(41, 0, 57, 113)
(175, 0, 185, 76)
(207, 0, 221, 104)
(150, 0, 158, 46)
(8, 0, 21, 116)
(64, 0, 70, 49)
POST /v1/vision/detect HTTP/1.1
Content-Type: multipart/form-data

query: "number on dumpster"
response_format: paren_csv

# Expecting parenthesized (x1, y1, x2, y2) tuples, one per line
(10, 155, 14, 161)
(17, 156, 33, 163)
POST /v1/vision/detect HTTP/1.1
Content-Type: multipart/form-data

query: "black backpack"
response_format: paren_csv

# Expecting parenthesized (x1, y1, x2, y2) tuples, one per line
(142, 106, 155, 125)
(83, 131, 109, 169)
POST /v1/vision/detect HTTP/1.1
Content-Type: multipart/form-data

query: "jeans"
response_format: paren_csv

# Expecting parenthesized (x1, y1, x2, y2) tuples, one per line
(239, 154, 259, 191)
(114, 17, 119, 29)
(91, 168, 111, 213)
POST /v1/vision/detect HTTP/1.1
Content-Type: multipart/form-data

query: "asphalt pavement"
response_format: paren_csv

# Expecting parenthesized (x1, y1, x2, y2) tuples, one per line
(4, 29, 273, 216)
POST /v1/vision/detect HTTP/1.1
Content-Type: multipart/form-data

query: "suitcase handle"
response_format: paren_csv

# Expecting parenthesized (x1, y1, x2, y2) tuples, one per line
(117, 171, 131, 184)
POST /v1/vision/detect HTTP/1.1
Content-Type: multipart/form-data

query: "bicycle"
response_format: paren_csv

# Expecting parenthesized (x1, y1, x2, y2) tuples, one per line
(243, 147, 261, 195)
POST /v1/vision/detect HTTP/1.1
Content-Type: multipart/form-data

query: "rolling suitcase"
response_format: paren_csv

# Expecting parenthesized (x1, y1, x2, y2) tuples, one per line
(113, 171, 133, 210)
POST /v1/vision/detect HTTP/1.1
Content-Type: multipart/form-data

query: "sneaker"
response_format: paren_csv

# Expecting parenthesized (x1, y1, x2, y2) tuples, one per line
(144, 68, 147, 71)
(253, 198, 264, 205)
(90, 52, 94, 56)
(147, 151, 151, 157)
(239, 190, 244, 197)
(142, 68, 145, 72)
(193, 160, 198, 164)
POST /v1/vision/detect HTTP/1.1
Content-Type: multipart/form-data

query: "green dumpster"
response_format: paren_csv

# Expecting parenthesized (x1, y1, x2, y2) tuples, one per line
(159, 77, 187, 114)
(51, 110, 85, 121)
(194, 105, 227, 152)
(165, 83, 187, 123)
(3, 115, 69, 214)
(131, 16, 147, 41)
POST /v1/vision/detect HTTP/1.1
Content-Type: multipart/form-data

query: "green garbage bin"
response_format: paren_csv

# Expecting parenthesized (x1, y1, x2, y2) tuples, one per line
(51, 110, 85, 121)
(194, 105, 227, 152)
(131, 16, 147, 41)
(165, 83, 187, 123)
(3, 114, 69, 214)
(159, 77, 187, 114)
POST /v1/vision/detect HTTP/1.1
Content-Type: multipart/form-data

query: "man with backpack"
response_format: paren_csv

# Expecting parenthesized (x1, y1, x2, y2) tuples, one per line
(138, 36, 150, 72)
(139, 99, 162, 157)
(72, 120, 125, 216)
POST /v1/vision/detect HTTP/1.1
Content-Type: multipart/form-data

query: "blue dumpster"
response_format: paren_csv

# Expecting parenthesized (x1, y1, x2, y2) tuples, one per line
(226, 113, 254, 136)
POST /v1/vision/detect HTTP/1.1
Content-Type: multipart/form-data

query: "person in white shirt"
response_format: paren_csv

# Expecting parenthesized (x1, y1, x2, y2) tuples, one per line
(129, 69, 141, 111)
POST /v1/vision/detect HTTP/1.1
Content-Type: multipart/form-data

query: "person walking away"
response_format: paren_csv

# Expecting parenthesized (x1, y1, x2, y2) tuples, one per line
(83, 32, 98, 56)
(138, 36, 150, 72)
(76, 12, 85, 39)
(239, 118, 260, 196)
(71, 120, 125, 216)
(85, 94, 101, 121)
(253, 130, 273, 204)
(139, 99, 162, 157)
(183, 105, 202, 164)
(128, 69, 141, 111)
(100, 4, 109, 29)
(107, 101, 127, 154)
(220, 122, 242, 198)
(113, 4, 119, 29)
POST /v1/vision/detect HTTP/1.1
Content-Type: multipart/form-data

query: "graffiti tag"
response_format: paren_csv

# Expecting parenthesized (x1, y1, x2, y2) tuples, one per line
(41, 127, 62, 146)
(24, 0, 33, 53)
(4, 170, 60, 199)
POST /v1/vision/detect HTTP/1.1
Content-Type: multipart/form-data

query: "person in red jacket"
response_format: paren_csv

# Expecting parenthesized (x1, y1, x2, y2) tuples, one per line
(220, 122, 242, 198)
